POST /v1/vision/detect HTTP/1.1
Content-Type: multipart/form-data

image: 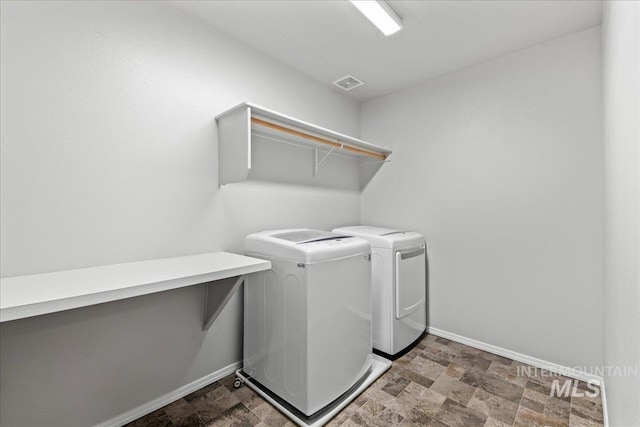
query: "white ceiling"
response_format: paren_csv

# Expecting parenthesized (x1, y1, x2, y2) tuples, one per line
(171, 1, 602, 102)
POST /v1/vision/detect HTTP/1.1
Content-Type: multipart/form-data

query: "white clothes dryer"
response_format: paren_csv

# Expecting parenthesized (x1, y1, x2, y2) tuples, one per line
(333, 226, 427, 357)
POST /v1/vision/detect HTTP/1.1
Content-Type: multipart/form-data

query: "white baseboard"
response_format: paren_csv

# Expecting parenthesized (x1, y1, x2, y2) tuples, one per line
(427, 327, 608, 426)
(95, 361, 241, 427)
(600, 378, 609, 427)
(427, 327, 601, 383)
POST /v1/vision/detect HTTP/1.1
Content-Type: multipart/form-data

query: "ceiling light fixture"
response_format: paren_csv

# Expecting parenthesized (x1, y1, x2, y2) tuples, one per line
(350, 0, 403, 36)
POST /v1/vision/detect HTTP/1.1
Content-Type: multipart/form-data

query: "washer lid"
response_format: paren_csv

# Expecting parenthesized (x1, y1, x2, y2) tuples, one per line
(332, 225, 424, 250)
(245, 229, 370, 263)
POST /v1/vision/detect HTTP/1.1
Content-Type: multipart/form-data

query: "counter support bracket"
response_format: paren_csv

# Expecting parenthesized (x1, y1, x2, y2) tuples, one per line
(203, 275, 246, 331)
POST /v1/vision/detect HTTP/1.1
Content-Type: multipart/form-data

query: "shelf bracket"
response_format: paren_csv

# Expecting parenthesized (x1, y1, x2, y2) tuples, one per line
(313, 145, 340, 177)
(203, 275, 246, 331)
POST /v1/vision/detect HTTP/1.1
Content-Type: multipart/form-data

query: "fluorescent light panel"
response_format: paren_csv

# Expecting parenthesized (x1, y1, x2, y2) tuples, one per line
(350, 0, 403, 36)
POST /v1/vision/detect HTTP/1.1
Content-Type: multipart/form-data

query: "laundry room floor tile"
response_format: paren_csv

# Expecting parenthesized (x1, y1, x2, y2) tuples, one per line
(125, 334, 604, 427)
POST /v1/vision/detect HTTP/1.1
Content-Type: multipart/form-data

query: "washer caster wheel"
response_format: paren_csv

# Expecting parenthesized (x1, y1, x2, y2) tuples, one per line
(233, 377, 243, 389)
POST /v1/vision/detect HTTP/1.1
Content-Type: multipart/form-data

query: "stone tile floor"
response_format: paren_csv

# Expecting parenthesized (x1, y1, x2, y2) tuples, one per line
(126, 334, 604, 427)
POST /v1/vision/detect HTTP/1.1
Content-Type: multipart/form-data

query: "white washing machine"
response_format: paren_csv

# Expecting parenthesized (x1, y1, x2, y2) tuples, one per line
(243, 229, 374, 417)
(333, 226, 427, 357)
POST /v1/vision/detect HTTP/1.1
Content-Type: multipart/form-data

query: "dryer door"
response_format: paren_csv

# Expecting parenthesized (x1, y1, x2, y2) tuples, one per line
(395, 245, 426, 319)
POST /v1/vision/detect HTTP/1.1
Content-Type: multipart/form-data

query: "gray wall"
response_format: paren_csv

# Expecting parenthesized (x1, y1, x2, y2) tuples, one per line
(602, 2, 640, 426)
(0, 2, 360, 426)
(360, 28, 604, 369)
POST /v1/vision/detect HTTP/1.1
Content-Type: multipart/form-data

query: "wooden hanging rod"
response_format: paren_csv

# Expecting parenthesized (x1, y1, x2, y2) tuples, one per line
(251, 117, 387, 161)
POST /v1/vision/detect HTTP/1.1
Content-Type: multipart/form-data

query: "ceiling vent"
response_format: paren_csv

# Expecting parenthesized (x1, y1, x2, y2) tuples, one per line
(332, 75, 365, 91)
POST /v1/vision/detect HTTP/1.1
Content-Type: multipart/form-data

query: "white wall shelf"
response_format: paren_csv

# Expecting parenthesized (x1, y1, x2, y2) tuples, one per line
(0, 252, 271, 330)
(215, 102, 392, 190)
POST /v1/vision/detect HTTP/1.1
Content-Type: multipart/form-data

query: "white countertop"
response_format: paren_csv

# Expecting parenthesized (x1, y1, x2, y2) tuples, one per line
(0, 251, 271, 322)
